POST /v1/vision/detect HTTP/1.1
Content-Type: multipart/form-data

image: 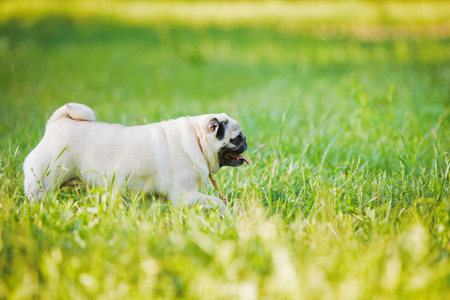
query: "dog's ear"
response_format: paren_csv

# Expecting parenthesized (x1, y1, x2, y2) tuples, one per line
(208, 118, 227, 140)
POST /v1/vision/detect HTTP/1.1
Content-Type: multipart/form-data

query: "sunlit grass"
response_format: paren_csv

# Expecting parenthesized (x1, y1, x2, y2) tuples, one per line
(1, 0, 450, 38)
(1, 1, 450, 299)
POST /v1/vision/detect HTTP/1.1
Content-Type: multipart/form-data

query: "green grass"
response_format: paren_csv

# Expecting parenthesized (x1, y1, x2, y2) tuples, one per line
(1, 1, 450, 299)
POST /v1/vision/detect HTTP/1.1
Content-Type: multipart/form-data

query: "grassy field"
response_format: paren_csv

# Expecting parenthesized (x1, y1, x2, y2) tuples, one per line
(1, 1, 450, 299)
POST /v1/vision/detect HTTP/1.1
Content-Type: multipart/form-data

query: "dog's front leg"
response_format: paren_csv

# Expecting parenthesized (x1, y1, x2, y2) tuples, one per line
(169, 190, 226, 214)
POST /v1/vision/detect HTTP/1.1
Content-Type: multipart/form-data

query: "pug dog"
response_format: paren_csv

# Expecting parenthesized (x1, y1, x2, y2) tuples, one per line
(23, 103, 249, 211)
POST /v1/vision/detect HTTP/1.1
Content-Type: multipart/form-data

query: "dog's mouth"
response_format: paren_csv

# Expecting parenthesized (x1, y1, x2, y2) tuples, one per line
(225, 152, 250, 166)
(219, 142, 249, 167)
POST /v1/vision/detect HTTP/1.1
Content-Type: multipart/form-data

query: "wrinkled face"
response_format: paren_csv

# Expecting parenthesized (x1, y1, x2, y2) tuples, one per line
(204, 114, 249, 168)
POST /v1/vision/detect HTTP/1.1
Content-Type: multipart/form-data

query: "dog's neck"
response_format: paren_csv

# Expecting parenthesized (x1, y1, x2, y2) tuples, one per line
(195, 133, 228, 204)
(196, 134, 205, 156)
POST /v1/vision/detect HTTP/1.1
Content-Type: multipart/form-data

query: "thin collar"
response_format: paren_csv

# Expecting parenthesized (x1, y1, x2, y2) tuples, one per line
(195, 133, 228, 204)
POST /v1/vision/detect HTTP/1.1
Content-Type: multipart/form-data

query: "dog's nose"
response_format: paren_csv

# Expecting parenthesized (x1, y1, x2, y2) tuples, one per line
(230, 133, 245, 145)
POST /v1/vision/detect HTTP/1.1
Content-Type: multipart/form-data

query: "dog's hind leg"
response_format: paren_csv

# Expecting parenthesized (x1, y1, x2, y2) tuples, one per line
(23, 150, 76, 201)
(23, 154, 51, 201)
(24, 167, 43, 201)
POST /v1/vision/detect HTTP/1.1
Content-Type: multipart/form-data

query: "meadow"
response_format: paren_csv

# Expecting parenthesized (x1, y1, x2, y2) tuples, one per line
(1, 1, 450, 299)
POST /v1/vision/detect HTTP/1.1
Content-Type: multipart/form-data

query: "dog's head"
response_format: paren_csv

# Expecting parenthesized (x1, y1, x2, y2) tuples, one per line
(199, 113, 249, 173)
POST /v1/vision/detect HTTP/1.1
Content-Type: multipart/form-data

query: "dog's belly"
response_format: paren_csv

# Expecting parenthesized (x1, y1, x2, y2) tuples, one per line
(74, 157, 163, 192)
(61, 175, 166, 198)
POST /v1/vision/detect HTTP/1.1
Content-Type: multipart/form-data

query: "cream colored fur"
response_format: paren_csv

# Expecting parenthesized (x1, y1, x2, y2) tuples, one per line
(23, 103, 246, 212)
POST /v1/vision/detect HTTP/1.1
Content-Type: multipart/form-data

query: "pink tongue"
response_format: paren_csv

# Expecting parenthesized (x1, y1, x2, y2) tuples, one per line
(226, 153, 250, 165)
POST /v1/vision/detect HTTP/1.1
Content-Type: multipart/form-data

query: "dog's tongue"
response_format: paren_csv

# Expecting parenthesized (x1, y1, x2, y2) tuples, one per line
(227, 153, 250, 165)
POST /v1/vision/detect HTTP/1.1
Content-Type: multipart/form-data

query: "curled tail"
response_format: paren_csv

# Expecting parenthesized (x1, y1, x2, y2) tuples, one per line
(47, 103, 96, 126)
